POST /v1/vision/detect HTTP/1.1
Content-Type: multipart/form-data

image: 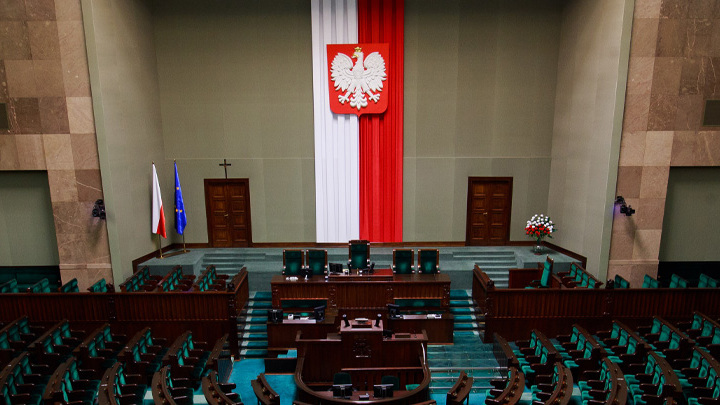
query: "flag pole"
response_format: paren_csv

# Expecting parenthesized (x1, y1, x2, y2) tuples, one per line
(182, 234, 187, 253)
(157, 233, 163, 259)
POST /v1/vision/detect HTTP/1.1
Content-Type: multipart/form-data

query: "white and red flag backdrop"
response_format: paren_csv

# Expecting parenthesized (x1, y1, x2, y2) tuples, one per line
(311, 0, 404, 243)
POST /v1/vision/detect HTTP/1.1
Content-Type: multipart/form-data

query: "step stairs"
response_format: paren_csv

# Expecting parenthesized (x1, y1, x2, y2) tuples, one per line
(427, 291, 498, 394)
(237, 291, 272, 358)
(474, 251, 517, 289)
(201, 252, 248, 274)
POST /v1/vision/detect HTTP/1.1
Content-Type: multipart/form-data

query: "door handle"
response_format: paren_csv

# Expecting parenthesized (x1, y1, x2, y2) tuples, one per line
(483, 211, 488, 216)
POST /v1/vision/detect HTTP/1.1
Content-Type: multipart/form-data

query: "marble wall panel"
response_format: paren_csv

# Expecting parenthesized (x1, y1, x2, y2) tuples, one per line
(0, 0, 111, 286)
(609, 0, 720, 284)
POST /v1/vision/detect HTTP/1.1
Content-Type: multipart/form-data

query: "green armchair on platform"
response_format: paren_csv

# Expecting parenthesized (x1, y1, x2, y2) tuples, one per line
(527, 256, 554, 288)
(392, 249, 415, 274)
(348, 240, 370, 270)
(307, 249, 328, 276)
(417, 249, 440, 274)
(283, 250, 305, 276)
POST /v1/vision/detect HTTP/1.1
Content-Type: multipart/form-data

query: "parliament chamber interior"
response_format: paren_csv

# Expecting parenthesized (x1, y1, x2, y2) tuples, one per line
(2, 0, 720, 404)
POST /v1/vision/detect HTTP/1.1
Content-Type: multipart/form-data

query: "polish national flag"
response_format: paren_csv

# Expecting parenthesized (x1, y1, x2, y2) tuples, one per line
(151, 163, 166, 238)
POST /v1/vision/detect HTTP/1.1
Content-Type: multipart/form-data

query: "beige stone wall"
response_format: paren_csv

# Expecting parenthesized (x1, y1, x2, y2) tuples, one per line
(0, 0, 111, 289)
(609, 0, 720, 286)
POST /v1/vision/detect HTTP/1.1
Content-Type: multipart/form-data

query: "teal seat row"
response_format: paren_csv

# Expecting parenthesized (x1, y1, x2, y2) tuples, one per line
(60, 278, 79, 293)
(391, 249, 441, 275)
(160, 266, 194, 292)
(42, 356, 99, 404)
(0, 351, 50, 405)
(643, 274, 660, 288)
(614, 274, 631, 288)
(100, 362, 148, 404)
(669, 274, 689, 288)
(698, 273, 719, 288)
(120, 266, 162, 292)
(282, 249, 328, 276)
(87, 278, 109, 293)
(0, 279, 18, 293)
(194, 265, 230, 291)
(120, 328, 169, 378)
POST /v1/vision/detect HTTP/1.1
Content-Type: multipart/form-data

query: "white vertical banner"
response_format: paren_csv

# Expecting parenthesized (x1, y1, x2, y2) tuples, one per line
(311, 0, 360, 242)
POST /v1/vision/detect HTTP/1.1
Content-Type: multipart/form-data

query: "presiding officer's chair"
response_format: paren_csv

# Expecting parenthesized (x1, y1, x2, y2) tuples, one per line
(306, 250, 328, 276)
(417, 249, 440, 274)
(392, 249, 414, 274)
(348, 240, 370, 270)
(283, 250, 305, 276)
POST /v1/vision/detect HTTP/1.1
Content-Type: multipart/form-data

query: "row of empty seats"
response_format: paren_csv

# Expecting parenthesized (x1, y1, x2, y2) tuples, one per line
(0, 277, 112, 294)
(491, 310, 720, 405)
(282, 245, 441, 276)
(1, 316, 234, 405)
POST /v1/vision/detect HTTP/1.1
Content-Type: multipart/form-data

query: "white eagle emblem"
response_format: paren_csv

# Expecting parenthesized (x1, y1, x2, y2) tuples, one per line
(330, 47, 387, 110)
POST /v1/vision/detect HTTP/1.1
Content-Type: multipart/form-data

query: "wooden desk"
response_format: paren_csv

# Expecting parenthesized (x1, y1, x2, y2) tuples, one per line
(271, 271, 450, 312)
(386, 314, 454, 344)
(267, 316, 338, 351)
(294, 322, 431, 404)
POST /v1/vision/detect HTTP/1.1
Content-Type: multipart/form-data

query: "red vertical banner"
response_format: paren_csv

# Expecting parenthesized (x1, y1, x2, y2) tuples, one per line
(358, 0, 404, 242)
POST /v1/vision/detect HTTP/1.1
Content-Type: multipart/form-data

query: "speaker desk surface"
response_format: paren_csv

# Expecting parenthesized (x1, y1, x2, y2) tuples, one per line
(271, 270, 451, 311)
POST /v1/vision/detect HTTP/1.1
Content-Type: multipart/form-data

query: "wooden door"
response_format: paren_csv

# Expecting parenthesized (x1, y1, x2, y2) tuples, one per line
(204, 179, 252, 247)
(465, 177, 513, 245)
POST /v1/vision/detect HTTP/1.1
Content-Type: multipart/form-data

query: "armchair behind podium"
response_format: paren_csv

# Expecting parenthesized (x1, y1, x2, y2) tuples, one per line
(306, 249, 328, 276)
(348, 240, 371, 270)
(418, 249, 440, 274)
(283, 249, 304, 276)
(393, 249, 415, 274)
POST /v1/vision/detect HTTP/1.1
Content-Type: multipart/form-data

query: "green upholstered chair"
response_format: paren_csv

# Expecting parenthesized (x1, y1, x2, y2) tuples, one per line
(614, 274, 631, 289)
(527, 256, 554, 288)
(0, 279, 19, 293)
(87, 278, 108, 293)
(283, 249, 305, 276)
(698, 273, 719, 288)
(642, 274, 659, 288)
(307, 249, 328, 276)
(333, 372, 352, 386)
(669, 273, 688, 288)
(60, 278, 79, 293)
(381, 375, 400, 390)
(417, 249, 440, 274)
(392, 249, 414, 274)
(28, 278, 51, 293)
(348, 240, 370, 270)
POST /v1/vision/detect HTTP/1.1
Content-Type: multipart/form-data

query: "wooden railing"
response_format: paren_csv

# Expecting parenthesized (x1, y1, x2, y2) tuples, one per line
(473, 265, 720, 342)
(0, 268, 249, 355)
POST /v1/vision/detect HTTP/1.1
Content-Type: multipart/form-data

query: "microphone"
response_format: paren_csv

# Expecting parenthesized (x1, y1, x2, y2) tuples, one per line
(343, 314, 350, 327)
(375, 313, 382, 327)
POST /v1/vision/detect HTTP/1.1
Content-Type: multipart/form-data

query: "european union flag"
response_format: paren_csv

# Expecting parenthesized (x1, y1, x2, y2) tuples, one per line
(174, 162, 187, 235)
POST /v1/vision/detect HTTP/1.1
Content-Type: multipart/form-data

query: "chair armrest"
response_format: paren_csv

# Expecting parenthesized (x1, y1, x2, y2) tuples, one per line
(697, 398, 720, 405)
(588, 389, 609, 399)
(638, 383, 658, 393)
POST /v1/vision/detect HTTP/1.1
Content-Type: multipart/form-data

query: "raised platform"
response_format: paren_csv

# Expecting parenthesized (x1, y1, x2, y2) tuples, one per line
(139, 245, 579, 291)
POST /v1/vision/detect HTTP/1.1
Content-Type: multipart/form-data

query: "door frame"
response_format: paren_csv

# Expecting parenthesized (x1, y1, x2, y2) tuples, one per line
(465, 176, 513, 245)
(203, 178, 253, 247)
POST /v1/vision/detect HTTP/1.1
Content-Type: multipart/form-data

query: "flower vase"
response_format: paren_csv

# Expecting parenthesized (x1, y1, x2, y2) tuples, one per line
(533, 238, 544, 255)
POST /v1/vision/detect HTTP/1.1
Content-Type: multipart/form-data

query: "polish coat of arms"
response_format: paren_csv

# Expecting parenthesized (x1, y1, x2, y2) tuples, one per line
(327, 43, 389, 116)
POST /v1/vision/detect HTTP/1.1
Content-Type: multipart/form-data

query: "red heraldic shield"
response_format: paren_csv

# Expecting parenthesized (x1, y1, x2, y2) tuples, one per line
(327, 43, 390, 116)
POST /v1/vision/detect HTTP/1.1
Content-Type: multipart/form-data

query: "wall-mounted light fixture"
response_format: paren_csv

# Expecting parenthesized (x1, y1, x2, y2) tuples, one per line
(614, 196, 635, 217)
